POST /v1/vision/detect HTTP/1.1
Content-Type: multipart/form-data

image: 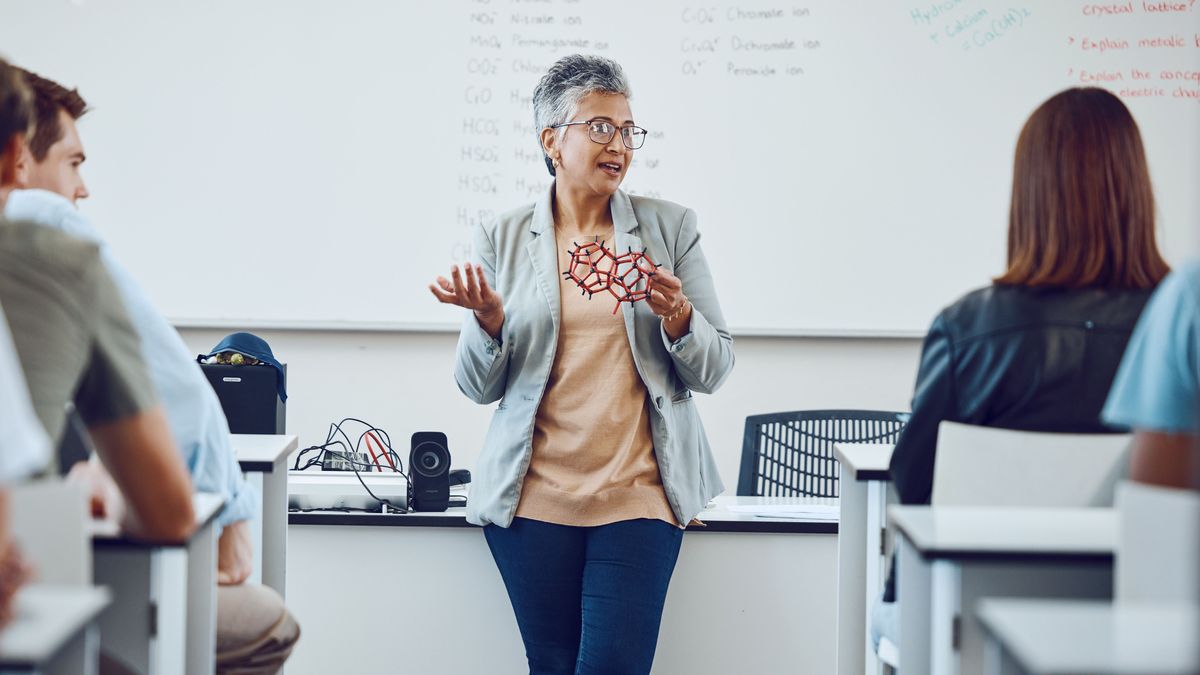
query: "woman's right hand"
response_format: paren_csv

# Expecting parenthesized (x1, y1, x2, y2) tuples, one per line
(430, 263, 505, 339)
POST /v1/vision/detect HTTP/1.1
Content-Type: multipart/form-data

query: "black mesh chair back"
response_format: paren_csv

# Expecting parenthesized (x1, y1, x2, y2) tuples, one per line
(737, 410, 910, 498)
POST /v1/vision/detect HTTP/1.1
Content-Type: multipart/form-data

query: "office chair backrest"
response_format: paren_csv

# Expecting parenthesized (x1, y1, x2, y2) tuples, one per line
(738, 410, 909, 498)
(931, 421, 1131, 507)
(10, 478, 90, 584)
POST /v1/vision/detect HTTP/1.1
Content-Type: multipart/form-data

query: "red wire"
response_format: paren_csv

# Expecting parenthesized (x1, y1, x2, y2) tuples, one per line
(365, 431, 396, 471)
(374, 432, 397, 469)
(363, 433, 383, 471)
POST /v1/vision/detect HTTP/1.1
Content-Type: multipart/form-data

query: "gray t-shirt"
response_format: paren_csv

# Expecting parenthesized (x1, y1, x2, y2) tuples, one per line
(0, 217, 156, 463)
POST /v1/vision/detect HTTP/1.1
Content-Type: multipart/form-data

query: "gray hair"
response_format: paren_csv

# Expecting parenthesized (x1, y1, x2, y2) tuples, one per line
(532, 54, 632, 177)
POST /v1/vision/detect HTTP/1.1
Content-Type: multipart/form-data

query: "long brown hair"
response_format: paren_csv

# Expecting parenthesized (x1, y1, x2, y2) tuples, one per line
(996, 87, 1168, 289)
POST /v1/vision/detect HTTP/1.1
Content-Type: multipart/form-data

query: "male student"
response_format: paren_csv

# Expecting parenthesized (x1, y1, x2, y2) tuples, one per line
(1103, 260, 1200, 602)
(1104, 260, 1200, 491)
(0, 55, 195, 543)
(9, 68, 299, 674)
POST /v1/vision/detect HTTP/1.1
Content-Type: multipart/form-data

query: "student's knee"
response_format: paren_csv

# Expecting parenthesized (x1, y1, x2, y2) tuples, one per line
(216, 583, 300, 674)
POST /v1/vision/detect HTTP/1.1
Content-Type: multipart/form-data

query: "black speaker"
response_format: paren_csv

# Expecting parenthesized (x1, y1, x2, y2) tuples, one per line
(201, 363, 287, 435)
(410, 432, 450, 512)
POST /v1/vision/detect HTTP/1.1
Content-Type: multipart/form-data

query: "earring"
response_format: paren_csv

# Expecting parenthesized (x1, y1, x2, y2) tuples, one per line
(552, 156, 561, 168)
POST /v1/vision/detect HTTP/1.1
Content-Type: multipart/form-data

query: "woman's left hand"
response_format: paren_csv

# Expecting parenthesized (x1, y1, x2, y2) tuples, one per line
(648, 269, 692, 339)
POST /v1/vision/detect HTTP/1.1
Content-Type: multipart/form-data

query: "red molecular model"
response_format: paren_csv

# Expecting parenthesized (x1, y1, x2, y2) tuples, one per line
(563, 240, 661, 314)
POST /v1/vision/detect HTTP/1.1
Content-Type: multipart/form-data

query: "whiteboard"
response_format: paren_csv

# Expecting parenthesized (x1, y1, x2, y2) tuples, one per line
(1, 0, 1197, 336)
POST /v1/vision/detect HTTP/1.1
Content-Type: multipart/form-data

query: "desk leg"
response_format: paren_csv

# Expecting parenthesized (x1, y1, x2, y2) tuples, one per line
(246, 471, 265, 586)
(837, 473, 866, 675)
(958, 561, 1112, 674)
(983, 635, 1027, 675)
(863, 481, 885, 675)
(929, 561, 961, 675)
(94, 549, 154, 674)
(262, 458, 288, 599)
(897, 536, 932, 675)
(156, 549, 188, 675)
(45, 620, 99, 675)
(185, 526, 217, 675)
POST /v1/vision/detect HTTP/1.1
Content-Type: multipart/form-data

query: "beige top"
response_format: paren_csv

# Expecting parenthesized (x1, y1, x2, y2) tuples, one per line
(515, 228, 678, 527)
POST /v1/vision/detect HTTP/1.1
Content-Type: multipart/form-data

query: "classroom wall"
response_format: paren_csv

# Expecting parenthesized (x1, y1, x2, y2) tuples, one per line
(178, 329, 923, 486)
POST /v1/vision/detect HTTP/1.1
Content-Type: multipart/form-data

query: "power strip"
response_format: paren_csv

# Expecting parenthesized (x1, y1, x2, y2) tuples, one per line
(322, 450, 372, 472)
(289, 470, 410, 511)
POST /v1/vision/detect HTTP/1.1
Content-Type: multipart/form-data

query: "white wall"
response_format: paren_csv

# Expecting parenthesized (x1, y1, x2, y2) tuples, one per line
(179, 328, 922, 487)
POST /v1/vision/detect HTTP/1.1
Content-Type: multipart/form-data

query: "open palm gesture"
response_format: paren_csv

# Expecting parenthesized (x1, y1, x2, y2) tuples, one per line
(429, 264, 505, 337)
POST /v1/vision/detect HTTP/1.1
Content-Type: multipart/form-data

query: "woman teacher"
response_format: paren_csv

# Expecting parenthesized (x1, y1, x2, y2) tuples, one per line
(429, 54, 734, 674)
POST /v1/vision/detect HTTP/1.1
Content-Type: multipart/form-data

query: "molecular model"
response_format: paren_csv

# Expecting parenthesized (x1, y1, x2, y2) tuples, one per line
(563, 240, 661, 314)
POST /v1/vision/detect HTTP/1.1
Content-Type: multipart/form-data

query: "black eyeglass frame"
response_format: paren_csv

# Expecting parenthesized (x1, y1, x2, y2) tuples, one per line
(550, 118, 648, 150)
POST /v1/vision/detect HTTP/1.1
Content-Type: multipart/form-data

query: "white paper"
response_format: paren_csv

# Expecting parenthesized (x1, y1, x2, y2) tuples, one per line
(725, 504, 840, 520)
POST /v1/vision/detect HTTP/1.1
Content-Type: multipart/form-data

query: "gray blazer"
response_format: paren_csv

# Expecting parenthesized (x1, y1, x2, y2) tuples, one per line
(456, 185, 735, 527)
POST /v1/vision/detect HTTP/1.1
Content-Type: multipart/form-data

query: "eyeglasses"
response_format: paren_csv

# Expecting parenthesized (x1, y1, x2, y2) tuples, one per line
(551, 119, 648, 150)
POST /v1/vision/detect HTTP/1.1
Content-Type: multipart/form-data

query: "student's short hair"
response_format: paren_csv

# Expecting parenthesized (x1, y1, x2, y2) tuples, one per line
(996, 87, 1168, 290)
(19, 68, 88, 162)
(0, 58, 33, 157)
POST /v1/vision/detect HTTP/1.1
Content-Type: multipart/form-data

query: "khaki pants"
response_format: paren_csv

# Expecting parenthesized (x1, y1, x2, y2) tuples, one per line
(216, 583, 300, 674)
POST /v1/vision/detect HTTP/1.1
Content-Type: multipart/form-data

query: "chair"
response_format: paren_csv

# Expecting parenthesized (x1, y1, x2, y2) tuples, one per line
(10, 479, 90, 584)
(931, 421, 1131, 507)
(6, 479, 106, 675)
(884, 422, 1134, 673)
(1114, 480, 1200, 604)
(738, 410, 909, 498)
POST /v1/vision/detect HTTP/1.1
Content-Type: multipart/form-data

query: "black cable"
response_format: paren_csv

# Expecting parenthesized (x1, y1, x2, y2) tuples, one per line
(325, 418, 408, 477)
(292, 418, 414, 511)
(317, 448, 406, 512)
(345, 464, 407, 513)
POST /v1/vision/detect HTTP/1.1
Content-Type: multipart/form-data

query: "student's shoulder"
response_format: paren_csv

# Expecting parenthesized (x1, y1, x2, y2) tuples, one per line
(937, 283, 1152, 345)
(931, 284, 1040, 345)
(5, 188, 77, 227)
(1154, 260, 1200, 312)
(0, 217, 102, 277)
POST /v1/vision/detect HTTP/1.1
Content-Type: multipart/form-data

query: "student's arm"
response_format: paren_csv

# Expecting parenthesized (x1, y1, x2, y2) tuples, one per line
(0, 490, 33, 629)
(1103, 264, 1200, 491)
(73, 260, 195, 542)
(889, 313, 959, 505)
(1128, 431, 1200, 491)
(217, 520, 254, 585)
(210, 453, 257, 584)
(88, 409, 195, 542)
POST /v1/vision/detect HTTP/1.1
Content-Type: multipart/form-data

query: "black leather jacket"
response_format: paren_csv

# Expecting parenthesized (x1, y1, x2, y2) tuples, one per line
(888, 284, 1154, 506)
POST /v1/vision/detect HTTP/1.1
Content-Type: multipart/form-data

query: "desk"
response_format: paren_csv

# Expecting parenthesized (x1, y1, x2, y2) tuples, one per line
(834, 442, 893, 675)
(0, 585, 110, 675)
(890, 506, 1116, 675)
(285, 495, 838, 674)
(976, 599, 1200, 675)
(91, 493, 224, 675)
(232, 434, 298, 598)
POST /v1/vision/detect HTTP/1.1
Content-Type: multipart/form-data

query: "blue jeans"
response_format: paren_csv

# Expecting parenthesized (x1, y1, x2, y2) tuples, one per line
(484, 517, 684, 675)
